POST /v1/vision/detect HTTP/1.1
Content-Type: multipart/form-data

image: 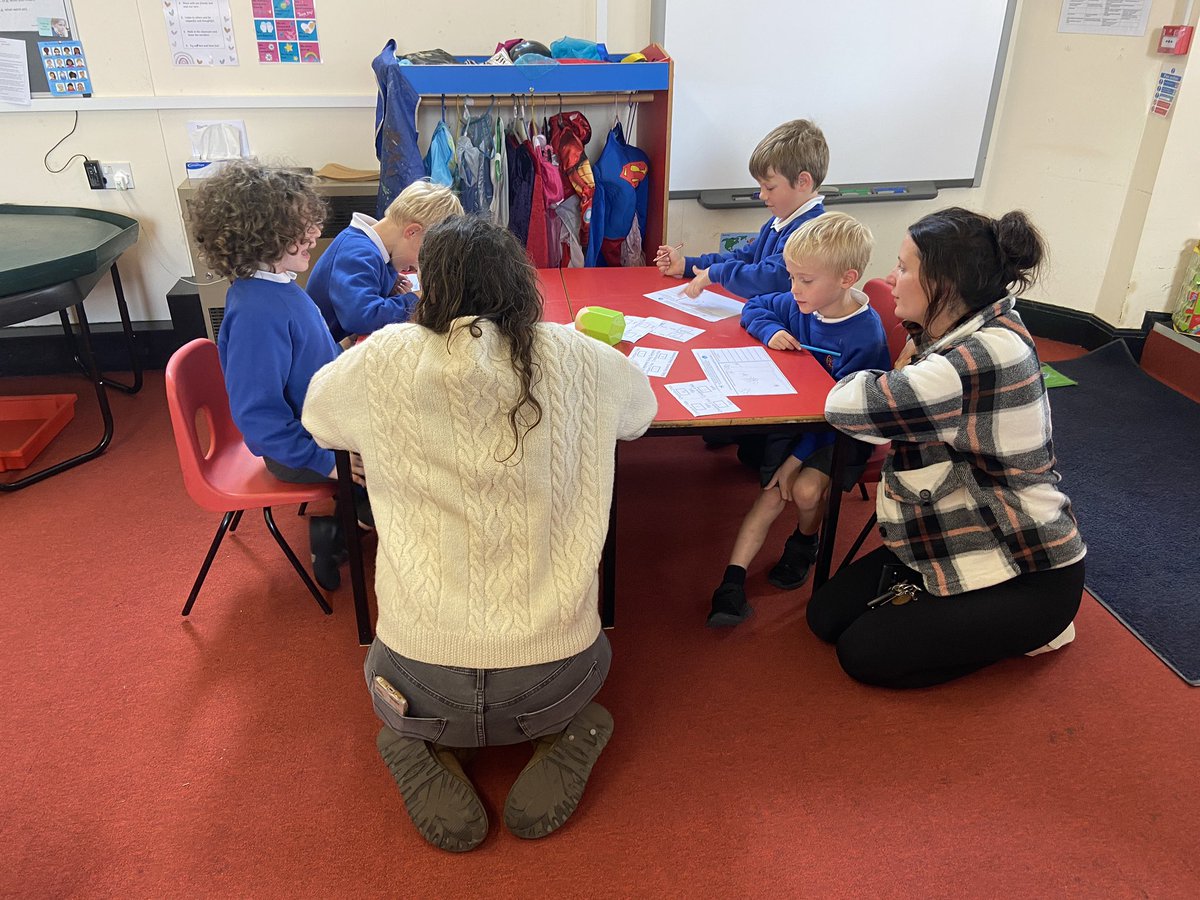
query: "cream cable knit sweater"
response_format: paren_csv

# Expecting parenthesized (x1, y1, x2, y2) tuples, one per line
(303, 319, 657, 668)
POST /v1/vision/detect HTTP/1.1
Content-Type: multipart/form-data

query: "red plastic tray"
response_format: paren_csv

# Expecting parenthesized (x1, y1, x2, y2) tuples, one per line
(0, 394, 78, 471)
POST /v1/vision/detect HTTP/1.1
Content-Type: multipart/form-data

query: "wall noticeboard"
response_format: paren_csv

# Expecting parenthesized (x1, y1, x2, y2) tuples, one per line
(0, 0, 89, 98)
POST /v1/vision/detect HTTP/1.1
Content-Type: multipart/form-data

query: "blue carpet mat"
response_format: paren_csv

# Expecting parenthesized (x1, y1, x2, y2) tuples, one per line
(1050, 341, 1200, 684)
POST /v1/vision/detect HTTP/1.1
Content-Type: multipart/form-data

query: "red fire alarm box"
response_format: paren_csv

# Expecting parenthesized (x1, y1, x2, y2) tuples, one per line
(1158, 25, 1194, 55)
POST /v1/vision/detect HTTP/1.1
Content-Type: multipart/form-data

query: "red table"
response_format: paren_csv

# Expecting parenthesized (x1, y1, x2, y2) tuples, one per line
(553, 267, 849, 628)
(338, 268, 851, 643)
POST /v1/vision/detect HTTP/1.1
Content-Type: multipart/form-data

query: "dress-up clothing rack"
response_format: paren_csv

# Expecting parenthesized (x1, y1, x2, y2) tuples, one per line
(373, 43, 674, 253)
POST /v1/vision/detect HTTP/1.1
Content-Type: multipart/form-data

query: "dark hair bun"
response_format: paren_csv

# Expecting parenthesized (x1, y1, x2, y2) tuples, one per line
(995, 210, 1044, 289)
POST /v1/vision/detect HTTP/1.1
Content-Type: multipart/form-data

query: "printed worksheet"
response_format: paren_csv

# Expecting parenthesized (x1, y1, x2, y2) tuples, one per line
(621, 315, 704, 343)
(628, 347, 677, 378)
(665, 381, 740, 417)
(644, 286, 743, 322)
(693, 346, 796, 396)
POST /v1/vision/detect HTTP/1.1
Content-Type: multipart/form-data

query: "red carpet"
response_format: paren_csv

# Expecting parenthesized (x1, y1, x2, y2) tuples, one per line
(2, 359, 1198, 897)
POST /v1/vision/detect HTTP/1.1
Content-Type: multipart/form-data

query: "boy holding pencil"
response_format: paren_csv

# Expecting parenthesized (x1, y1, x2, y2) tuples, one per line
(655, 119, 828, 300)
(708, 212, 890, 627)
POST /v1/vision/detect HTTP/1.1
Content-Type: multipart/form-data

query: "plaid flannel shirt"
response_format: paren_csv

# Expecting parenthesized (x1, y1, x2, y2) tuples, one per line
(825, 297, 1085, 596)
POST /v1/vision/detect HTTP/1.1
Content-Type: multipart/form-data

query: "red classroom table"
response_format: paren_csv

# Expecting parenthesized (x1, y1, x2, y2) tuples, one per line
(555, 267, 851, 628)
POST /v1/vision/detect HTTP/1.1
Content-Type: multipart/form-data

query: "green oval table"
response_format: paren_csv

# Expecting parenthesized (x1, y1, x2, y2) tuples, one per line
(0, 204, 141, 491)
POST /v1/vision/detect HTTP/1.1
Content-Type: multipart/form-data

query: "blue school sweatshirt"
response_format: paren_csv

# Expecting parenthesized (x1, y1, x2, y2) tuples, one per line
(217, 272, 341, 475)
(306, 223, 416, 341)
(741, 287, 891, 461)
(684, 201, 825, 299)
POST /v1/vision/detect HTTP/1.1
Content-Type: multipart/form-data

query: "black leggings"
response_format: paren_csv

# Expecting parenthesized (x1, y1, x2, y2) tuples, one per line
(807, 547, 1084, 689)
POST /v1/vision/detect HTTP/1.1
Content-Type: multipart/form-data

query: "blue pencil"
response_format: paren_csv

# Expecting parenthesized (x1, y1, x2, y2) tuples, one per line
(799, 342, 841, 358)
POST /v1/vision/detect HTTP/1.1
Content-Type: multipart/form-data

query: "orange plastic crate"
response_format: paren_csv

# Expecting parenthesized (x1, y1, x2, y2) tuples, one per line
(0, 394, 78, 471)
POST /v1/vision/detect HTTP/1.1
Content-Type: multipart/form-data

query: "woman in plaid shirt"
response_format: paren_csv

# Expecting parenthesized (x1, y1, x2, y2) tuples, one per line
(810, 208, 1086, 688)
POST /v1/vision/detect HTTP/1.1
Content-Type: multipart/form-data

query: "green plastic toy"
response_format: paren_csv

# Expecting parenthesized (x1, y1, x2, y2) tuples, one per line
(574, 305, 626, 345)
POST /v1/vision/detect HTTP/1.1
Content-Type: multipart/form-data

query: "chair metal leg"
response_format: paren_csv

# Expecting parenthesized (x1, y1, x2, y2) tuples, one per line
(858, 483, 869, 501)
(182, 511, 236, 616)
(229, 510, 244, 532)
(838, 513, 878, 573)
(262, 507, 333, 615)
(297, 502, 308, 517)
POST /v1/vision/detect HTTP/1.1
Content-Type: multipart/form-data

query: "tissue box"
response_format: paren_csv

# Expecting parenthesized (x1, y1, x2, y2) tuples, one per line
(185, 160, 231, 181)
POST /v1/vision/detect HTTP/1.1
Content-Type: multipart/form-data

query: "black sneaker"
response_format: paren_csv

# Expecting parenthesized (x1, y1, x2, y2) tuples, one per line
(767, 534, 818, 590)
(706, 582, 752, 627)
(309, 516, 345, 591)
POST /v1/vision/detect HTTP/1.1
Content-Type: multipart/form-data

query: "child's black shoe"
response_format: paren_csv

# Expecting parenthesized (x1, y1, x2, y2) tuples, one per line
(706, 582, 752, 627)
(309, 515, 345, 591)
(767, 532, 818, 590)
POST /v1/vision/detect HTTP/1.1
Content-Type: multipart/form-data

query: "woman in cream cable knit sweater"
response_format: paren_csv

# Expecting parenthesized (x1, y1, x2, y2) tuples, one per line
(303, 217, 656, 852)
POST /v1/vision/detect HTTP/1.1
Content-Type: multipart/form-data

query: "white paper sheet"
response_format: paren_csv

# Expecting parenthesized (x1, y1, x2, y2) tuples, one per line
(164, 0, 239, 66)
(693, 346, 796, 396)
(1058, 0, 1150, 36)
(644, 286, 743, 322)
(0, 37, 31, 106)
(665, 380, 740, 417)
(628, 346, 678, 378)
(620, 315, 704, 343)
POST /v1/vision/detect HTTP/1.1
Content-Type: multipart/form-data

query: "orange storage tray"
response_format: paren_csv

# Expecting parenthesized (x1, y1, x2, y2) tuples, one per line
(0, 394, 78, 471)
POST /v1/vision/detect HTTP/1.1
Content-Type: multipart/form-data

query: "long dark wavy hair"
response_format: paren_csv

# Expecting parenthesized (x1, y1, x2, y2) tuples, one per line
(907, 207, 1045, 333)
(413, 216, 544, 462)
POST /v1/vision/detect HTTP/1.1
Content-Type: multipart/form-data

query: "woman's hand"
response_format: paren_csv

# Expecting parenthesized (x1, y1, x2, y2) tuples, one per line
(894, 338, 918, 370)
(327, 452, 367, 487)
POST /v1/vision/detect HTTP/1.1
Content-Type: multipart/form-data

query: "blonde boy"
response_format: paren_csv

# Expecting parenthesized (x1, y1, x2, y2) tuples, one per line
(307, 180, 463, 341)
(708, 212, 891, 627)
(656, 119, 829, 300)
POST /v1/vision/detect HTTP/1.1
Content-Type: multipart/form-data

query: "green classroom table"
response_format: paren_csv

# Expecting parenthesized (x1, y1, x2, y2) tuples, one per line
(0, 204, 141, 491)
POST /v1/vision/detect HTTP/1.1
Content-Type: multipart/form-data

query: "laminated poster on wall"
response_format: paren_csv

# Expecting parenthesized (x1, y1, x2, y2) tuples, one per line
(163, 0, 239, 67)
(251, 0, 321, 64)
(0, 0, 91, 98)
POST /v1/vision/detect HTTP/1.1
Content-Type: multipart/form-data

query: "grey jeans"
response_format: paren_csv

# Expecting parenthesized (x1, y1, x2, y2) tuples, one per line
(364, 631, 611, 748)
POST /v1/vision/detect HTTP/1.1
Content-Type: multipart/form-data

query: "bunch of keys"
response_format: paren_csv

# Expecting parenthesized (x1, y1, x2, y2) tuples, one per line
(867, 582, 919, 609)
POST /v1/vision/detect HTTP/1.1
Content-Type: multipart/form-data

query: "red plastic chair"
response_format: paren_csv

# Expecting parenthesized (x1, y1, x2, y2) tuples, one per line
(838, 279, 910, 570)
(164, 338, 334, 616)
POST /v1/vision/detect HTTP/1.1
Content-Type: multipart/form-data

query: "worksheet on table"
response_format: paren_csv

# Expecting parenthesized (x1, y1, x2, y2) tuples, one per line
(693, 346, 796, 396)
(622, 315, 704, 343)
(665, 380, 740, 417)
(644, 287, 743, 322)
(628, 346, 678, 377)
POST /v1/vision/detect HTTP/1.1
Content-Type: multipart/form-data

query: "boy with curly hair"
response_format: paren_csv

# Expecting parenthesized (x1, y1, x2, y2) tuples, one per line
(188, 160, 351, 589)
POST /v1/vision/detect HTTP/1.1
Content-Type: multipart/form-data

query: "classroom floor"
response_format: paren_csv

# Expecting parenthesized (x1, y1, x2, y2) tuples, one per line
(3, 336, 1198, 897)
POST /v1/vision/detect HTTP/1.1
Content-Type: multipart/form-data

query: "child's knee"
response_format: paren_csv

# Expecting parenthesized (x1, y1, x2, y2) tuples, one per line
(792, 476, 827, 512)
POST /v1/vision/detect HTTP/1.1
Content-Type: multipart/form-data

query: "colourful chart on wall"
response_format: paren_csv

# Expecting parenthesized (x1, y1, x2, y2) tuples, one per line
(0, 0, 90, 98)
(37, 40, 90, 95)
(251, 0, 320, 64)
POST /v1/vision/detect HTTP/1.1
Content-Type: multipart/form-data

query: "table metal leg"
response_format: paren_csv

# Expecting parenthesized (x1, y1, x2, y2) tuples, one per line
(0, 301, 114, 492)
(600, 446, 619, 629)
(812, 431, 849, 590)
(58, 263, 142, 395)
(336, 449, 373, 645)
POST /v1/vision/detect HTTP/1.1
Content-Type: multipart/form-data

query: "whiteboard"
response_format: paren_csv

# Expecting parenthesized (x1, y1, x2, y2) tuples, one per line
(654, 0, 1015, 193)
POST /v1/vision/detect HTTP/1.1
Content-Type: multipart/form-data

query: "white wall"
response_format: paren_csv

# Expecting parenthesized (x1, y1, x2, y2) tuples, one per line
(2, 0, 1196, 331)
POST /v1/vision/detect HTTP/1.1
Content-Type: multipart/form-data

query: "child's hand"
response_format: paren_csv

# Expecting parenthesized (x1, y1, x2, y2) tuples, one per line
(765, 456, 801, 503)
(391, 273, 413, 296)
(349, 451, 366, 487)
(655, 245, 684, 277)
(683, 268, 711, 298)
(768, 330, 801, 351)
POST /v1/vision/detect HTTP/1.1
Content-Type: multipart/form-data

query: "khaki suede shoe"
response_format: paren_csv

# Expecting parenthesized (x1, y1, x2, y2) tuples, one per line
(376, 727, 488, 852)
(503, 703, 614, 840)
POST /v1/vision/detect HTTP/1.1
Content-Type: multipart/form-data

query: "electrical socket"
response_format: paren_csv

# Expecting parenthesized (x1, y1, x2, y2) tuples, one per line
(84, 159, 105, 189)
(100, 162, 135, 191)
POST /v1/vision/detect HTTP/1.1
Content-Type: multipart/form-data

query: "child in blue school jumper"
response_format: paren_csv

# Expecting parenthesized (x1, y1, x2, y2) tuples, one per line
(306, 180, 463, 342)
(656, 119, 829, 300)
(708, 212, 891, 627)
(188, 160, 355, 591)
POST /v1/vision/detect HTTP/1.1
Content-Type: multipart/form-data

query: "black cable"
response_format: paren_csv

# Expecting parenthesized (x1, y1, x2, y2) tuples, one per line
(44, 110, 89, 174)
